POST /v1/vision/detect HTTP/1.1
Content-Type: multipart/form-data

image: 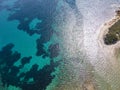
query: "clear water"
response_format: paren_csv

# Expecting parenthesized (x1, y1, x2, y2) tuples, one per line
(0, 0, 120, 90)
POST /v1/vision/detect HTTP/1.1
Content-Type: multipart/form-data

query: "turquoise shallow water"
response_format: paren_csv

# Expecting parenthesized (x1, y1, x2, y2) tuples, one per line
(1, 0, 120, 90)
(0, 0, 63, 90)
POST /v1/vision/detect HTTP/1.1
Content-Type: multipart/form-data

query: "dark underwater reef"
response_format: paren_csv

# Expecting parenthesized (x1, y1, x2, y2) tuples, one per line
(0, 0, 77, 90)
(0, 43, 60, 90)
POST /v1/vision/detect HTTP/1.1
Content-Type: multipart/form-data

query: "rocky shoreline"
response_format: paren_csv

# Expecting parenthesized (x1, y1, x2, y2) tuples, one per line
(98, 9, 120, 65)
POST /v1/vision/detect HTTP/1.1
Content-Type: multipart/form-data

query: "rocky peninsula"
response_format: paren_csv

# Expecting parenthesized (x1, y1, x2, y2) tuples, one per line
(98, 9, 120, 63)
(104, 10, 120, 45)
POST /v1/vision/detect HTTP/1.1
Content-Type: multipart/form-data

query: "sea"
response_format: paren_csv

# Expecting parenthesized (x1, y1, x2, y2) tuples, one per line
(0, 0, 120, 90)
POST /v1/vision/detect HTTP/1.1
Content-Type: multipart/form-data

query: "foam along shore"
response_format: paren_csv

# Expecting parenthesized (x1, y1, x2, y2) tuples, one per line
(98, 9, 120, 66)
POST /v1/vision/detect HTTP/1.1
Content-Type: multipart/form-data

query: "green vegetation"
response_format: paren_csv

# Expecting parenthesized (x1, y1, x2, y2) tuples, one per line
(104, 20, 120, 45)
